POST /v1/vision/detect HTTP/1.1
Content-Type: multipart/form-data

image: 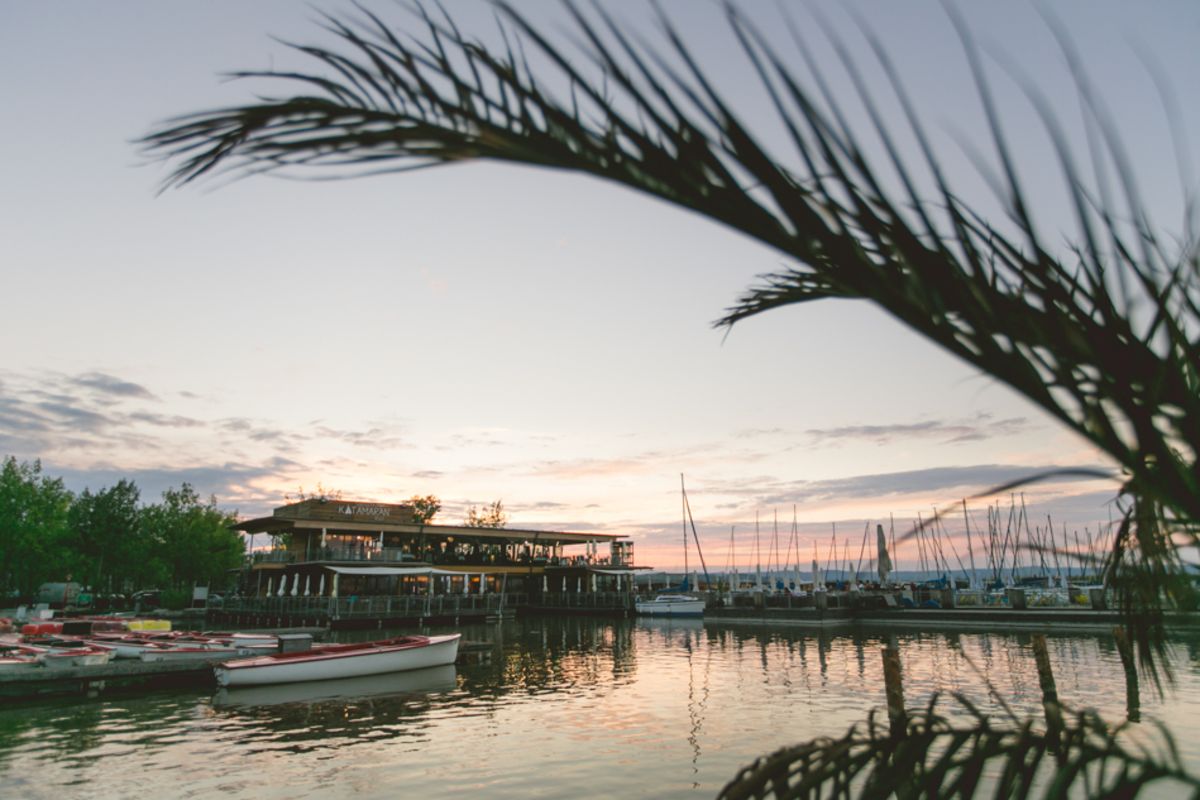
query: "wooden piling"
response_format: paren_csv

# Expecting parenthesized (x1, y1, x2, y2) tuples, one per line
(1031, 634, 1063, 750)
(1112, 626, 1141, 722)
(881, 638, 907, 738)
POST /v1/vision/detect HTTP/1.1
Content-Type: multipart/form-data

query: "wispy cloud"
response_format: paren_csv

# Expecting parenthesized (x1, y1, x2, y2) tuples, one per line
(217, 417, 309, 450)
(449, 431, 510, 448)
(71, 371, 157, 401)
(522, 443, 720, 480)
(313, 424, 409, 449)
(694, 464, 1111, 511)
(0, 369, 424, 514)
(45, 456, 306, 516)
(733, 427, 787, 439)
(805, 414, 1031, 446)
(126, 411, 205, 428)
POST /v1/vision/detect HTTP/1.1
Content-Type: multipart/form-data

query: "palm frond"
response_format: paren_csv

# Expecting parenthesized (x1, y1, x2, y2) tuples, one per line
(140, 3, 1200, 675)
(717, 696, 1200, 800)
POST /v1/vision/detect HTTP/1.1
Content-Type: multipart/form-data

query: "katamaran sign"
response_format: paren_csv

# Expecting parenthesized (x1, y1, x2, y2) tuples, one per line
(274, 499, 417, 525)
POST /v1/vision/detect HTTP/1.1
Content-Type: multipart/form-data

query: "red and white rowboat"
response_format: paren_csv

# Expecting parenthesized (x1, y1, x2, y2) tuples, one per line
(214, 634, 461, 687)
(24, 643, 114, 668)
(0, 644, 43, 673)
(139, 645, 257, 663)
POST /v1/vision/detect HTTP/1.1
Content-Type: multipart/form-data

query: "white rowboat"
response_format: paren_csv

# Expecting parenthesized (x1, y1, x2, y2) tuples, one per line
(214, 634, 461, 687)
(213, 664, 458, 707)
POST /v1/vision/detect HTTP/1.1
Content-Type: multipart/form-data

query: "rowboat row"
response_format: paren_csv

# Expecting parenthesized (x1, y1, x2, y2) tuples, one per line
(83, 630, 279, 661)
(2, 623, 464, 691)
(0, 640, 114, 670)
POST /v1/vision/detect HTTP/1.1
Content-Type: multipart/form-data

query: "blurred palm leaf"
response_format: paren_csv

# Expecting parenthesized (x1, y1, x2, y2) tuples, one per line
(140, 2, 1199, 513)
(141, 0, 1198, 729)
(717, 696, 1200, 799)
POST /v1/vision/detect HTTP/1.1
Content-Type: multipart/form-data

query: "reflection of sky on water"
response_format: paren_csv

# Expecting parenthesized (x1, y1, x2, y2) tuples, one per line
(1, 620, 1198, 799)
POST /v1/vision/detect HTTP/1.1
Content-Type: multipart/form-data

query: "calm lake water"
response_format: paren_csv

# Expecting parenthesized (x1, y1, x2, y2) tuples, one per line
(2, 618, 1199, 798)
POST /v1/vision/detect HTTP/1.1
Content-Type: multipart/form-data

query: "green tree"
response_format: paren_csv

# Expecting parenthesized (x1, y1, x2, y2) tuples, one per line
(141, 483, 243, 592)
(0, 457, 73, 598)
(67, 479, 143, 594)
(286, 483, 343, 502)
(407, 494, 441, 523)
(465, 499, 507, 529)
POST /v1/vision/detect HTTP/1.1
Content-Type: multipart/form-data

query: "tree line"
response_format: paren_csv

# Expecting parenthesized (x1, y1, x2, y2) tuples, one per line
(0, 456, 244, 601)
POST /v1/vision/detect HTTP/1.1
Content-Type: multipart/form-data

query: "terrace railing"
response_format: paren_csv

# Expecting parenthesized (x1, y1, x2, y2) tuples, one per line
(220, 592, 527, 619)
(245, 547, 638, 568)
(535, 591, 634, 610)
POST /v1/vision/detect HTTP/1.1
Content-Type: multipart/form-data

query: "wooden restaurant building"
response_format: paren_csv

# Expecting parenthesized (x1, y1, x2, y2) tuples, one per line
(213, 499, 649, 628)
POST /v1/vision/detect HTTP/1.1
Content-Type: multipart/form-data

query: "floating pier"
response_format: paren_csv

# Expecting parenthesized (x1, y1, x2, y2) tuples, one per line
(0, 639, 493, 701)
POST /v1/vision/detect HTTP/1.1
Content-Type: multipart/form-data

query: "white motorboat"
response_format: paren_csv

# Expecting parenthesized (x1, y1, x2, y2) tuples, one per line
(635, 594, 705, 617)
(214, 634, 461, 687)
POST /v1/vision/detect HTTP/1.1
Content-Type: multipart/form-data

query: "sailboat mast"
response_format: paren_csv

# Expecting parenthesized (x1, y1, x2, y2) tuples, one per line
(682, 482, 712, 589)
(962, 499, 977, 590)
(855, 522, 869, 581)
(772, 509, 780, 588)
(680, 474, 689, 582)
(755, 510, 762, 591)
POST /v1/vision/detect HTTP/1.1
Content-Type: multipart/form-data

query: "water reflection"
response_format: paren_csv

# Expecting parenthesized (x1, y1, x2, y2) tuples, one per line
(0, 620, 1197, 800)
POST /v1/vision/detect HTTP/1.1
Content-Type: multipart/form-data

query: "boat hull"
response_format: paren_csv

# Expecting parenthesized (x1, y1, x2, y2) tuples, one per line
(38, 649, 114, 668)
(0, 657, 41, 673)
(213, 664, 458, 707)
(214, 634, 461, 687)
(635, 596, 705, 617)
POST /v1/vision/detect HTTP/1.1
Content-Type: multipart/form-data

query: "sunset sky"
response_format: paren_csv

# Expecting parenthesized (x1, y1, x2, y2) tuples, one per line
(3, 1, 1196, 569)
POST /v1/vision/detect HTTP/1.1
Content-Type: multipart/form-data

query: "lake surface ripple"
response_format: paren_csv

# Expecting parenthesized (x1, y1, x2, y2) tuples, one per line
(2, 619, 1198, 798)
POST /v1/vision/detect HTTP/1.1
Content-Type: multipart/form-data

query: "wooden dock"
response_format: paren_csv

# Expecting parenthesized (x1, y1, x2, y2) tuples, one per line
(0, 653, 230, 699)
(0, 640, 493, 701)
(703, 605, 1199, 632)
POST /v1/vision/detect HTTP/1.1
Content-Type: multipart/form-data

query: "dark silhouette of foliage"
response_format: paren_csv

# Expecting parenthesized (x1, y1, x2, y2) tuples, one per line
(0, 458, 243, 598)
(465, 499, 507, 528)
(407, 494, 442, 523)
(0, 457, 73, 597)
(139, 2, 1199, 795)
(718, 695, 1200, 799)
(68, 479, 143, 594)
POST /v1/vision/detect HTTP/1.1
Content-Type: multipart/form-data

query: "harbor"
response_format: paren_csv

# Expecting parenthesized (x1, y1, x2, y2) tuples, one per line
(2, 616, 1198, 800)
(0, 623, 494, 701)
(1, 483, 1195, 797)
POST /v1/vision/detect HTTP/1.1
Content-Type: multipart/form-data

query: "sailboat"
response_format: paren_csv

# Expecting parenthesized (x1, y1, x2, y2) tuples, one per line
(636, 476, 707, 617)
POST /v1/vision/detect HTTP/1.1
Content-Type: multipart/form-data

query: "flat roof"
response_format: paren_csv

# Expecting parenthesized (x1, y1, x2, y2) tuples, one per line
(234, 516, 621, 546)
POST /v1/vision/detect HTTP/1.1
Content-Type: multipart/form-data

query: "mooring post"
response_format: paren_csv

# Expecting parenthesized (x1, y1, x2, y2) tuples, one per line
(1032, 634, 1063, 751)
(1112, 626, 1141, 722)
(882, 635, 907, 738)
